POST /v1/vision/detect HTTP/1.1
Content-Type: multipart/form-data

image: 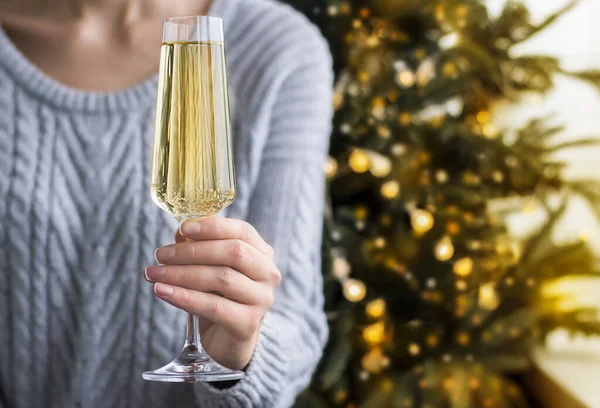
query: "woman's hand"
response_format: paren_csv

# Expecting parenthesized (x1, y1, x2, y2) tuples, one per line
(144, 217, 281, 371)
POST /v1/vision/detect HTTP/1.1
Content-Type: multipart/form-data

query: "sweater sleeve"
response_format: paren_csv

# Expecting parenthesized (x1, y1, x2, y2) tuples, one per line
(192, 24, 334, 408)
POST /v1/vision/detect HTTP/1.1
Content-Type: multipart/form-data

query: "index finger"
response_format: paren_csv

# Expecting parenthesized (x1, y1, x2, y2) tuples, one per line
(179, 218, 274, 256)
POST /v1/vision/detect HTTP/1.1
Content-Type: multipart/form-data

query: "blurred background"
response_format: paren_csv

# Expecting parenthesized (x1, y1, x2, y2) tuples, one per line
(280, 0, 600, 407)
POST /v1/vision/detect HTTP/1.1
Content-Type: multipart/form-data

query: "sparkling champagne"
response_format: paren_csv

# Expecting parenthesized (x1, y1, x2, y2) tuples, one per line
(151, 41, 235, 220)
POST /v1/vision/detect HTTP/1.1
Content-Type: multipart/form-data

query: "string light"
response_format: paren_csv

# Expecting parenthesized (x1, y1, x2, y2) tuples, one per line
(446, 221, 460, 235)
(343, 279, 366, 302)
(411, 209, 434, 235)
(333, 257, 351, 279)
(479, 283, 500, 310)
(426, 334, 439, 348)
(369, 153, 392, 177)
(453, 257, 473, 277)
(416, 58, 436, 87)
(435, 170, 449, 184)
(349, 149, 370, 173)
(434, 236, 454, 261)
(398, 112, 412, 126)
(361, 348, 386, 373)
(363, 321, 385, 345)
(408, 343, 421, 356)
(371, 98, 386, 120)
(455, 280, 467, 291)
(396, 70, 416, 88)
(391, 143, 408, 156)
(457, 332, 471, 346)
(324, 156, 338, 179)
(377, 126, 391, 139)
(381, 180, 400, 199)
(366, 298, 386, 319)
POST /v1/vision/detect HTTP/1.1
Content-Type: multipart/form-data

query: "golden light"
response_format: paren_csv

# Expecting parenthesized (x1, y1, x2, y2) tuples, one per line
(455, 280, 467, 291)
(335, 389, 348, 402)
(349, 149, 370, 173)
(361, 347, 385, 373)
(333, 257, 351, 279)
(374, 237, 386, 248)
(396, 70, 416, 88)
(476, 111, 490, 124)
(377, 126, 391, 138)
(426, 334, 439, 348)
(354, 205, 368, 220)
(343, 279, 366, 302)
(479, 283, 500, 310)
(442, 61, 458, 78)
(370, 154, 393, 177)
(371, 97, 386, 120)
(453, 257, 473, 277)
(324, 156, 338, 179)
(363, 321, 385, 345)
(366, 298, 386, 319)
(398, 112, 412, 126)
(434, 236, 454, 261)
(435, 170, 449, 184)
(457, 332, 471, 346)
(483, 123, 498, 138)
(492, 171, 504, 183)
(411, 209, 434, 235)
(446, 221, 460, 235)
(381, 180, 400, 199)
(408, 343, 421, 356)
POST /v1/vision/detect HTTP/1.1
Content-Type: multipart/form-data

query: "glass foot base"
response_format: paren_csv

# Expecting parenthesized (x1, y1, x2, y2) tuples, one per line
(142, 345, 245, 383)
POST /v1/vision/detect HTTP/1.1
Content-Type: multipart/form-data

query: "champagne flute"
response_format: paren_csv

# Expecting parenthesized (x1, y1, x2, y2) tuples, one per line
(143, 16, 242, 382)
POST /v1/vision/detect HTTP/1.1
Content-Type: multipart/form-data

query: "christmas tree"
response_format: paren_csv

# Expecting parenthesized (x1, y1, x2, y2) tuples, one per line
(283, 0, 600, 406)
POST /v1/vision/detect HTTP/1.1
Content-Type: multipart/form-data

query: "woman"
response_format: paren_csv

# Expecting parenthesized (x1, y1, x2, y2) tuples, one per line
(0, 0, 333, 406)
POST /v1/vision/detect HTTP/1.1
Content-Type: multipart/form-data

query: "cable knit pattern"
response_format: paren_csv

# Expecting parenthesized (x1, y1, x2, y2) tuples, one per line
(0, 0, 333, 407)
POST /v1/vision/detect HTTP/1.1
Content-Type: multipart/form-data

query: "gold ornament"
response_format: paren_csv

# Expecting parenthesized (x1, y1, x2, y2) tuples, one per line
(349, 149, 370, 173)
(363, 321, 385, 345)
(408, 343, 421, 356)
(324, 156, 338, 179)
(453, 258, 473, 277)
(478, 283, 500, 310)
(361, 347, 385, 373)
(434, 236, 454, 261)
(381, 180, 400, 199)
(343, 279, 366, 302)
(366, 298, 386, 319)
(411, 209, 434, 235)
(333, 257, 351, 279)
(370, 154, 393, 178)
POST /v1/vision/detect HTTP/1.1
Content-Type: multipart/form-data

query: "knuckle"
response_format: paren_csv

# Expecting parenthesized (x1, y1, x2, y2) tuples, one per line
(244, 313, 261, 335)
(218, 267, 236, 288)
(230, 240, 246, 260)
(240, 222, 255, 242)
(271, 267, 282, 285)
(210, 298, 225, 316)
(181, 290, 193, 307)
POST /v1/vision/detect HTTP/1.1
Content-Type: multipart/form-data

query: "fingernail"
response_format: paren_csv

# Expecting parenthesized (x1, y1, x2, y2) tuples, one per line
(154, 283, 174, 297)
(145, 266, 165, 282)
(181, 221, 201, 235)
(155, 246, 176, 262)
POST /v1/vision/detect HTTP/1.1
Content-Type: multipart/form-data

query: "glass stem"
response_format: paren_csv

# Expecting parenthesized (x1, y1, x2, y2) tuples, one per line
(184, 313, 203, 350)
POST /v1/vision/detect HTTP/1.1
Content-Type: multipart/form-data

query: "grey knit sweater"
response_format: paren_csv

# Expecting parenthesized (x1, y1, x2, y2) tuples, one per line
(0, 0, 333, 407)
